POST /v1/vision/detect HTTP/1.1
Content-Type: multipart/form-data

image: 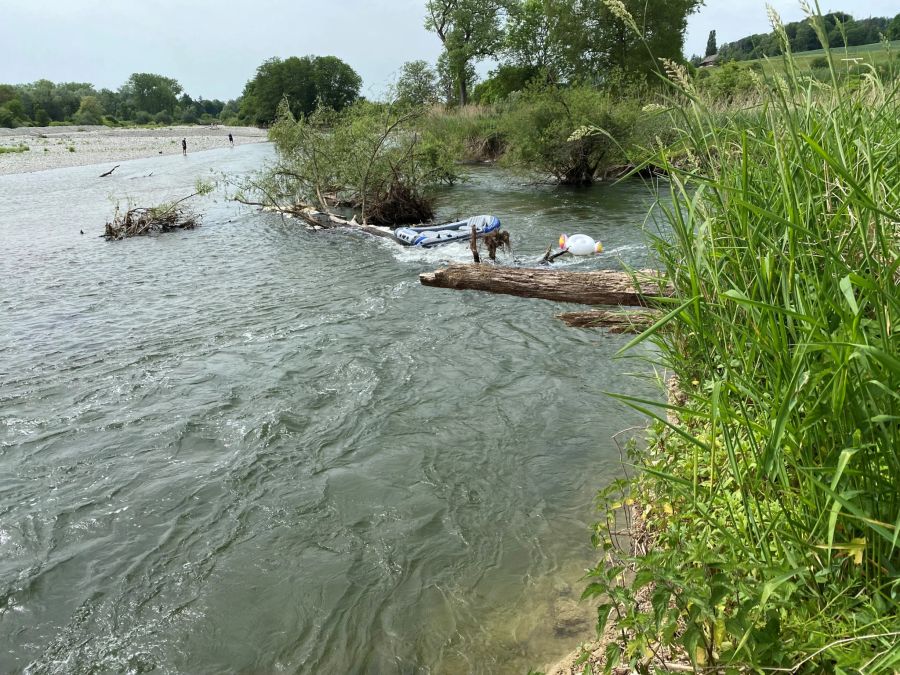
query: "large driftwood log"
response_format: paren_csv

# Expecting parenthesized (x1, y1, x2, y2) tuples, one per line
(292, 207, 395, 240)
(419, 264, 669, 306)
(556, 310, 658, 332)
(234, 197, 395, 240)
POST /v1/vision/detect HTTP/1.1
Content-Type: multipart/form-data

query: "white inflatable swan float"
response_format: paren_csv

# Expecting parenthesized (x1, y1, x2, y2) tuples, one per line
(559, 233, 603, 256)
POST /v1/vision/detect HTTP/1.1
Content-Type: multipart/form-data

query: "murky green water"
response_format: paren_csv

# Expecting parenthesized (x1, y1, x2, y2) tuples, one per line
(0, 145, 662, 673)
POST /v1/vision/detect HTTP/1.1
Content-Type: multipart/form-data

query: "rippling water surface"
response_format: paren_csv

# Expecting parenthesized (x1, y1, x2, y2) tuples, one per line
(0, 144, 662, 673)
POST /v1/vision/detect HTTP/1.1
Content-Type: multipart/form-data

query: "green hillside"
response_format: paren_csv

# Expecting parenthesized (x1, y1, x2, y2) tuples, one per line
(748, 39, 900, 71)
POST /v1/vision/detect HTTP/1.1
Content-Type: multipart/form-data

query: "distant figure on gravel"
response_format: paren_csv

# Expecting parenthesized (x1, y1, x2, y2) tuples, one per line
(181, 138, 187, 156)
(228, 133, 234, 148)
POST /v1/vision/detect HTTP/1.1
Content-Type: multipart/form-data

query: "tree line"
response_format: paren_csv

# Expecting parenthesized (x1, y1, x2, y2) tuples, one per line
(7, 3, 891, 132)
(0, 55, 367, 130)
(712, 11, 900, 62)
(0, 74, 237, 129)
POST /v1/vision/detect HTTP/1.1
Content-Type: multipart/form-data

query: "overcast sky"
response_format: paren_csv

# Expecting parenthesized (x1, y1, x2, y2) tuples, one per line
(3, 0, 898, 101)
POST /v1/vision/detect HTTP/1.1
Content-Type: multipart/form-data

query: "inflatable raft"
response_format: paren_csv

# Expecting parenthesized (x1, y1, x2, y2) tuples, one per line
(393, 215, 501, 247)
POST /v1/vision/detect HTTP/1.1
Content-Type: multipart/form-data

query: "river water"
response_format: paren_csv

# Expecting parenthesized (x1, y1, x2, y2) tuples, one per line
(0, 144, 662, 674)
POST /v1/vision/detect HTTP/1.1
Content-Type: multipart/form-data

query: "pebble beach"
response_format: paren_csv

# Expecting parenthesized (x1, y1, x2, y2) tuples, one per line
(0, 125, 268, 175)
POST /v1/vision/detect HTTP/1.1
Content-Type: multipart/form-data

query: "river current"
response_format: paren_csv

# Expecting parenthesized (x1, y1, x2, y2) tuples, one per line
(0, 144, 661, 673)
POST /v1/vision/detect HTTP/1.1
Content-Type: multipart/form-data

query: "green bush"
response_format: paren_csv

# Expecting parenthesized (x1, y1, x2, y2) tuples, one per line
(420, 105, 505, 162)
(153, 111, 173, 125)
(133, 110, 152, 125)
(262, 100, 459, 225)
(498, 85, 632, 184)
(696, 61, 759, 100)
(472, 65, 543, 104)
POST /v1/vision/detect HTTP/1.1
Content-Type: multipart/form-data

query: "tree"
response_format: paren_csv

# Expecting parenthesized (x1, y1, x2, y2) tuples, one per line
(425, 0, 508, 105)
(33, 105, 51, 126)
(0, 85, 17, 108)
(589, 0, 702, 79)
(504, 0, 553, 71)
(4, 98, 27, 124)
(436, 50, 478, 105)
(705, 29, 717, 57)
(121, 73, 182, 115)
(395, 60, 440, 105)
(497, 0, 701, 84)
(890, 13, 900, 40)
(264, 100, 457, 225)
(791, 22, 820, 52)
(239, 56, 361, 125)
(311, 56, 362, 111)
(472, 64, 541, 102)
(74, 96, 104, 125)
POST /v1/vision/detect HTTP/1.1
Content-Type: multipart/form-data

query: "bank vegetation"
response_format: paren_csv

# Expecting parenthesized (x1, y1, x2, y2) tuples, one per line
(562, 8, 900, 674)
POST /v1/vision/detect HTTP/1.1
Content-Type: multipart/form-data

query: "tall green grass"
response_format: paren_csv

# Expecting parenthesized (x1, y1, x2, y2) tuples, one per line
(589, 6, 899, 672)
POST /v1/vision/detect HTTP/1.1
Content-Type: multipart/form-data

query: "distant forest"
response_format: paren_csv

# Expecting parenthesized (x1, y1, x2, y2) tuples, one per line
(0, 55, 363, 129)
(0, 74, 238, 129)
(717, 12, 900, 61)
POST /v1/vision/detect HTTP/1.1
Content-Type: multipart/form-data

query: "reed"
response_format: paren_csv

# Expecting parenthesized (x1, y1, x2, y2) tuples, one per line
(592, 5, 900, 671)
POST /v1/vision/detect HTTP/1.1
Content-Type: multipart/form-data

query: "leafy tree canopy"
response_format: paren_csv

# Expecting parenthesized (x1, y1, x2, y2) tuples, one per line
(239, 55, 361, 125)
(395, 60, 440, 106)
(425, 0, 508, 105)
(120, 73, 183, 115)
(498, 0, 701, 85)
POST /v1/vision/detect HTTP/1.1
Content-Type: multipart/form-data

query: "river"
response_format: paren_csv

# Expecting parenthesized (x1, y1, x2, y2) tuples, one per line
(0, 144, 662, 674)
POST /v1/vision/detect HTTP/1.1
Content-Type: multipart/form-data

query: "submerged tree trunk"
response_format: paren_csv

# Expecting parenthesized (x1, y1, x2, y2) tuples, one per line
(419, 264, 669, 306)
(556, 310, 658, 331)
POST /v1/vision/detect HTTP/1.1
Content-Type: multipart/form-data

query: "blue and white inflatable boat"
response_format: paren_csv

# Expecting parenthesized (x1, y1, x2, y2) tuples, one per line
(393, 215, 501, 247)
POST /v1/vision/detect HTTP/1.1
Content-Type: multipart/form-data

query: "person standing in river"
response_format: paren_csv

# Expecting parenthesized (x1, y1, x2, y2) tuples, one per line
(228, 133, 234, 148)
(181, 138, 187, 156)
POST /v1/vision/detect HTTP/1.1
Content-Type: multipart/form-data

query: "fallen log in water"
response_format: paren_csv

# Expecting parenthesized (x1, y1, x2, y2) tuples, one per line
(419, 264, 669, 306)
(556, 309, 659, 332)
(290, 206, 395, 240)
(234, 196, 396, 240)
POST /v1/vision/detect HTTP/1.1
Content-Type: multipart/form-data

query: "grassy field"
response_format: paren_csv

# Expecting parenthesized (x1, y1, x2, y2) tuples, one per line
(749, 38, 900, 71)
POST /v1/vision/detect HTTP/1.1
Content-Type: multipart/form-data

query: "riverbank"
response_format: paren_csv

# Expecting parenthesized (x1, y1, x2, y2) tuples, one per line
(0, 125, 268, 175)
(542, 34, 899, 673)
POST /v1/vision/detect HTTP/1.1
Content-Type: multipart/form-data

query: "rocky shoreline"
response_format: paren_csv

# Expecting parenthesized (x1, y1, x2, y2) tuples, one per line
(0, 124, 268, 175)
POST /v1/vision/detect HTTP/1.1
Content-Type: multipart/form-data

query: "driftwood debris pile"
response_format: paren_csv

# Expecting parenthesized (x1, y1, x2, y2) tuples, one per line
(104, 205, 198, 240)
(104, 184, 213, 241)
